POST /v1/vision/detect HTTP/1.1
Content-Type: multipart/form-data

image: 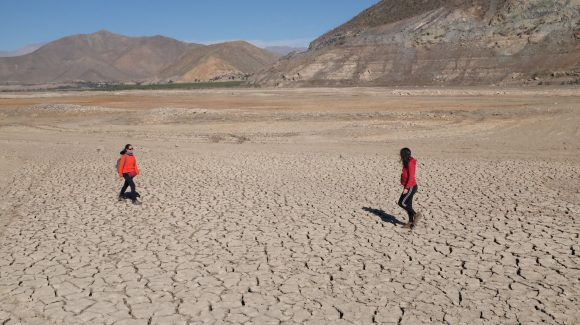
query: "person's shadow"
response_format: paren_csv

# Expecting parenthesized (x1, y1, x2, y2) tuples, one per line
(362, 207, 404, 226)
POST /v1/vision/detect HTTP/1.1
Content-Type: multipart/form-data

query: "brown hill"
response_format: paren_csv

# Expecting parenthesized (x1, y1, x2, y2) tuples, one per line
(159, 41, 279, 82)
(0, 32, 279, 85)
(253, 0, 580, 86)
(0, 30, 197, 84)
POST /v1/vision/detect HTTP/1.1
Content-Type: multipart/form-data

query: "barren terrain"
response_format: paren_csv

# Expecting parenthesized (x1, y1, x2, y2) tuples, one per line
(0, 87, 579, 324)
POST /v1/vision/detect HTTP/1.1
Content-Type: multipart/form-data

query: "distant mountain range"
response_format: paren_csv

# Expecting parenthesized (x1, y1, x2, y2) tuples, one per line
(0, 30, 278, 85)
(0, 42, 305, 59)
(0, 43, 45, 58)
(1, 0, 578, 87)
(253, 0, 580, 86)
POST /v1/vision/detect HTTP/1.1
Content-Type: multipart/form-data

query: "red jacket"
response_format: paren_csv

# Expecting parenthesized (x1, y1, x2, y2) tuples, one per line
(400, 158, 417, 189)
(119, 154, 139, 177)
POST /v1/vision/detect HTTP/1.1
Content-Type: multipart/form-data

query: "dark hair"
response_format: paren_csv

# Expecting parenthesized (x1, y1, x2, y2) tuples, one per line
(120, 143, 132, 155)
(400, 147, 412, 168)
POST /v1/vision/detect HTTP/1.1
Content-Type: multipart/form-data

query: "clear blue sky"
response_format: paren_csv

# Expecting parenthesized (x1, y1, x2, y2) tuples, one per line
(0, 0, 379, 51)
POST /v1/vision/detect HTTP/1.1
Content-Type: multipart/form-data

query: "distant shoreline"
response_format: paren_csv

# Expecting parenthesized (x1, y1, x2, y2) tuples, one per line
(0, 81, 248, 92)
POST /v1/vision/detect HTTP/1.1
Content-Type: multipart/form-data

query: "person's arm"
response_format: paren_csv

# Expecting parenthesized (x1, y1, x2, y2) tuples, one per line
(118, 156, 126, 178)
(135, 159, 140, 176)
(405, 160, 416, 189)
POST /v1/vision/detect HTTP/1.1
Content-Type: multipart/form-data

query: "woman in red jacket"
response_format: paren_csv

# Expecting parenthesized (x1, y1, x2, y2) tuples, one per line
(398, 148, 421, 229)
(118, 144, 141, 205)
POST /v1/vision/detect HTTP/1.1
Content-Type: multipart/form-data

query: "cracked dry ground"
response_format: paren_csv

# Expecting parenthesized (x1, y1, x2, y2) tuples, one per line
(0, 148, 578, 325)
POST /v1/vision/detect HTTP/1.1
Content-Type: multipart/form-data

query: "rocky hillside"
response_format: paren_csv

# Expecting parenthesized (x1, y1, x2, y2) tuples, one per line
(159, 41, 279, 83)
(253, 0, 580, 86)
(264, 46, 307, 56)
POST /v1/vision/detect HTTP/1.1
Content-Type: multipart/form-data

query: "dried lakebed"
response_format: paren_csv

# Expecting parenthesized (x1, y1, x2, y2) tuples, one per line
(0, 149, 578, 324)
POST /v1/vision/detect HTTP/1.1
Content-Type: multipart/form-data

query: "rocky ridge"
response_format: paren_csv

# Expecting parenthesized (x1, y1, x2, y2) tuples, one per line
(252, 0, 580, 86)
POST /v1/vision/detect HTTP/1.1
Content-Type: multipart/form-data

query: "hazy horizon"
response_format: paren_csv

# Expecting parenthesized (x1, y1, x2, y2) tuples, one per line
(0, 0, 378, 52)
(0, 32, 310, 58)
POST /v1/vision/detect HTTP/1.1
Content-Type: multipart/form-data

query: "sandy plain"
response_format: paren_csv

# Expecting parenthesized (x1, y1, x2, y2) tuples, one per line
(0, 87, 578, 324)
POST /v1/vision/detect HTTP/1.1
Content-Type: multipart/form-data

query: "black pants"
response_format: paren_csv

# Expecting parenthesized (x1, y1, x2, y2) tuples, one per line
(398, 185, 418, 222)
(120, 173, 137, 201)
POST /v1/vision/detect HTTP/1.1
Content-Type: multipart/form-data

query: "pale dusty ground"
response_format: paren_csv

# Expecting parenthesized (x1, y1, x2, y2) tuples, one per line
(0, 87, 579, 324)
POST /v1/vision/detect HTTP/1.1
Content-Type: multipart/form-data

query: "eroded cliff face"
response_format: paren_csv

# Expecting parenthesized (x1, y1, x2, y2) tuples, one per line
(253, 0, 580, 86)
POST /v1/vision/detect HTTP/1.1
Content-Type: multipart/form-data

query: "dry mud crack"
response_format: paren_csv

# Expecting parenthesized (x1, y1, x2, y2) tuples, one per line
(0, 150, 578, 324)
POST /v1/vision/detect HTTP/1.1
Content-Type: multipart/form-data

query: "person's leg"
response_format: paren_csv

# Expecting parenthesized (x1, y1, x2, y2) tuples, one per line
(120, 174, 130, 198)
(125, 175, 136, 201)
(127, 176, 141, 205)
(406, 187, 417, 219)
(398, 188, 416, 224)
(409, 186, 421, 226)
(397, 193, 405, 210)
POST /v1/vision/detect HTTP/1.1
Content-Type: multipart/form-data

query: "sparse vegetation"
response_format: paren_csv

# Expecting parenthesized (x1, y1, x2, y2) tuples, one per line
(89, 81, 245, 91)
(0, 81, 244, 92)
(0, 81, 247, 92)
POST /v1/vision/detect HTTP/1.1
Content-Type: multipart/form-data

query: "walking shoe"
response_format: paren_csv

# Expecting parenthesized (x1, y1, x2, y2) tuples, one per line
(132, 200, 142, 205)
(402, 222, 413, 229)
(118, 195, 124, 201)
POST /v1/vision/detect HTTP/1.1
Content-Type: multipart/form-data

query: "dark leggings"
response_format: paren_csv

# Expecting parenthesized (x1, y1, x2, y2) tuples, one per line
(398, 185, 418, 222)
(120, 173, 136, 201)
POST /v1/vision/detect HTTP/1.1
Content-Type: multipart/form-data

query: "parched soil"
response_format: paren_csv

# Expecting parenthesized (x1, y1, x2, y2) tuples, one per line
(0, 87, 578, 324)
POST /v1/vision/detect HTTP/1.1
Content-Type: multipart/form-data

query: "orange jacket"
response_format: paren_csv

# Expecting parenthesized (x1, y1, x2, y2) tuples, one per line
(118, 154, 139, 177)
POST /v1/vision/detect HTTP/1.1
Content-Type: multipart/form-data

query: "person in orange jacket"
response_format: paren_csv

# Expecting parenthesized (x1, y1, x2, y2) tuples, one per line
(398, 147, 422, 229)
(118, 144, 141, 205)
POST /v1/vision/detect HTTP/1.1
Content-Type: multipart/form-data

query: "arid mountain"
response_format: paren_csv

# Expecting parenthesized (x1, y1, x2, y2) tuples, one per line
(253, 0, 580, 86)
(0, 31, 197, 84)
(0, 31, 278, 85)
(0, 43, 45, 58)
(264, 46, 307, 56)
(159, 41, 279, 82)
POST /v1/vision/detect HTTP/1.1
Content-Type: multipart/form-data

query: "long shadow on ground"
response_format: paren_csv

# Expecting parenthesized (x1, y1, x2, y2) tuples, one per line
(362, 207, 404, 226)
